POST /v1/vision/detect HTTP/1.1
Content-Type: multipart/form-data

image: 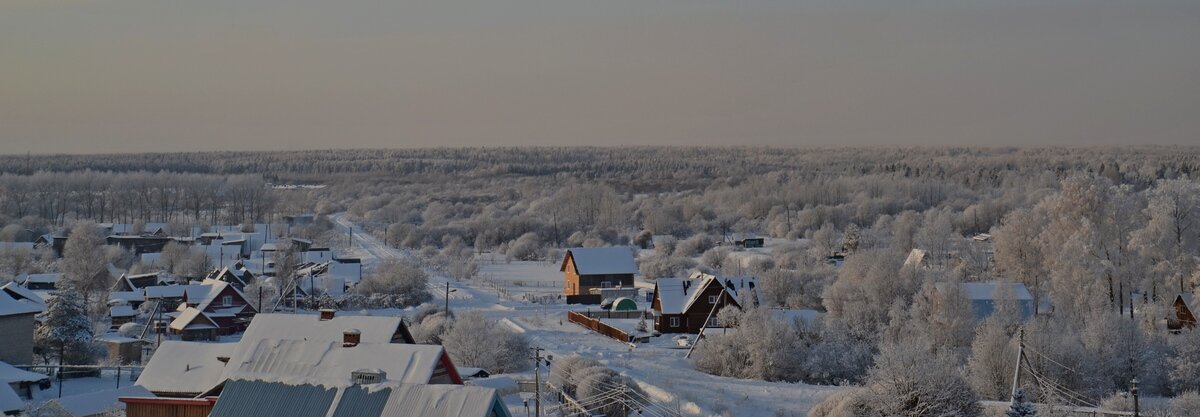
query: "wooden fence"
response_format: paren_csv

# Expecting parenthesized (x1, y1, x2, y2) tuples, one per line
(575, 309, 653, 320)
(567, 311, 633, 343)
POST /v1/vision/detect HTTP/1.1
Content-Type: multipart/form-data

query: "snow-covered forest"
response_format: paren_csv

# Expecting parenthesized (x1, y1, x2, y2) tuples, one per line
(3, 146, 1200, 416)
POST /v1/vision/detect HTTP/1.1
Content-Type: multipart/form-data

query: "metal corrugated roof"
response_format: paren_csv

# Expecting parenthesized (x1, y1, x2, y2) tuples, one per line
(563, 247, 638, 275)
(209, 379, 337, 417)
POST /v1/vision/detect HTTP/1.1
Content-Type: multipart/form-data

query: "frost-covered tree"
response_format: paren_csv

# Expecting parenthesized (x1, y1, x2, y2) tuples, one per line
(34, 284, 94, 365)
(1168, 328, 1200, 393)
(862, 334, 982, 417)
(692, 307, 805, 381)
(823, 250, 918, 340)
(441, 311, 530, 373)
(967, 318, 1016, 401)
(993, 208, 1050, 313)
(62, 222, 108, 303)
(354, 258, 430, 307)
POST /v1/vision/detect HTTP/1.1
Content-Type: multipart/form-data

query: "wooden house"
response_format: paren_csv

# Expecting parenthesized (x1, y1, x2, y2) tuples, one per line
(560, 247, 637, 305)
(33, 234, 67, 257)
(650, 272, 759, 334)
(161, 280, 257, 338)
(1170, 294, 1198, 330)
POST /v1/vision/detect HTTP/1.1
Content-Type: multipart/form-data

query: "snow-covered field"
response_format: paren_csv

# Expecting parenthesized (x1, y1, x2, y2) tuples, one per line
(334, 215, 847, 416)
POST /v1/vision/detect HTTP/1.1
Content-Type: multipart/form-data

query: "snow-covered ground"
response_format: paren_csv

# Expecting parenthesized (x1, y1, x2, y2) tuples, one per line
(334, 215, 847, 416)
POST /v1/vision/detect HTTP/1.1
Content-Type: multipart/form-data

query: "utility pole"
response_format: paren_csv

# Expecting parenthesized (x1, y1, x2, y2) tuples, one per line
(347, 225, 353, 248)
(444, 282, 457, 313)
(531, 347, 544, 417)
(1131, 378, 1140, 417)
(1010, 327, 1025, 400)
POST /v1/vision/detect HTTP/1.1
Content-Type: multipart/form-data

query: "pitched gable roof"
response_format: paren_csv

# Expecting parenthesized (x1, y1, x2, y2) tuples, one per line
(210, 380, 502, 417)
(560, 247, 638, 275)
(170, 307, 219, 331)
(241, 313, 414, 345)
(219, 339, 453, 387)
(1, 281, 44, 305)
(135, 341, 237, 396)
(0, 290, 43, 316)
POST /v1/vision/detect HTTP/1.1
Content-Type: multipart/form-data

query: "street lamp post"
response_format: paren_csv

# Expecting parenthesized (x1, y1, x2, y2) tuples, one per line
(1131, 378, 1140, 417)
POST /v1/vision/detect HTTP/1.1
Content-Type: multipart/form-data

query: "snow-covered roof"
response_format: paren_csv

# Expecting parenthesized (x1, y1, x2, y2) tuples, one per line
(110, 305, 137, 318)
(0, 384, 20, 414)
(654, 273, 759, 315)
(0, 290, 43, 316)
(562, 247, 638, 275)
(109, 291, 144, 304)
(1178, 294, 1198, 312)
(1, 281, 44, 305)
(170, 307, 218, 331)
(219, 339, 448, 387)
(23, 273, 63, 284)
(136, 341, 238, 395)
(903, 249, 929, 268)
(935, 282, 1033, 301)
(46, 385, 153, 417)
(240, 313, 413, 345)
(0, 360, 49, 384)
(209, 380, 501, 417)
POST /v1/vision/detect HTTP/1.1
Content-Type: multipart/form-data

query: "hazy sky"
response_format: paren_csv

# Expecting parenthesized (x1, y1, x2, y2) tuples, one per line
(2, 0, 1198, 154)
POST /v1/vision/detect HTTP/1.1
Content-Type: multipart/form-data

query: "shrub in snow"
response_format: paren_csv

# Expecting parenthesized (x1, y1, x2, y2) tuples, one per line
(967, 319, 1017, 401)
(117, 322, 143, 338)
(1006, 389, 1037, 417)
(441, 311, 530, 373)
(861, 335, 981, 417)
(1099, 392, 1133, 412)
(1171, 391, 1200, 417)
(505, 233, 543, 261)
(414, 311, 453, 345)
(700, 246, 731, 270)
(674, 234, 715, 257)
(806, 388, 871, 417)
(637, 255, 696, 280)
(354, 259, 431, 307)
(550, 355, 642, 417)
(691, 307, 806, 382)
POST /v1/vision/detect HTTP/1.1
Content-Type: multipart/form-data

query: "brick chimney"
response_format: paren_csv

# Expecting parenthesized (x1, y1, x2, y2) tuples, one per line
(343, 329, 361, 347)
(319, 309, 336, 321)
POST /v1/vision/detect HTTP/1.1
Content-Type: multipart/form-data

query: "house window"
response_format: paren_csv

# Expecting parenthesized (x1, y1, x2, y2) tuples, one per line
(669, 317, 681, 328)
(601, 281, 613, 288)
(708, 295, 719, 304)
(222, 295, 233, 306)
(707, 317, 719, 327)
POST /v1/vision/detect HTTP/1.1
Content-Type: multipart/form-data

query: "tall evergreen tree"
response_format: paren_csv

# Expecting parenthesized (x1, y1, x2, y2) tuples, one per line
(34, 284, 94, 365)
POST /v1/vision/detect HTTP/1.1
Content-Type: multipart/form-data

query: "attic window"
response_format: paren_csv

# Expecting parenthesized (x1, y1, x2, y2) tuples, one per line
(708, 295, 718, 304)
(222, 295, 233, 306)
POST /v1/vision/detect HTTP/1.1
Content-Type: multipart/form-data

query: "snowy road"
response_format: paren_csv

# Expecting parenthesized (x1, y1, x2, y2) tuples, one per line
(332, 214, 845, 416)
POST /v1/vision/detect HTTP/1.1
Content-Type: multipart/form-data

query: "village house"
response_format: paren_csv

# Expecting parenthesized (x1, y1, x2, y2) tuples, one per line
(203, 266, 255, 291)
(1, 283, 44, 309)
(933, 281, 1035, 321)
(34, 385, 153, 417)
(164, 280, 257, 340)
(1170, 293, 1198, 330)
(138, 311, 418, 397)
(651, 272, 760, 334)
(0, 295, 41, 366)
(560, 247, 638, 305)
(20, 273, 62, 291)
(33, 234, 67, 257)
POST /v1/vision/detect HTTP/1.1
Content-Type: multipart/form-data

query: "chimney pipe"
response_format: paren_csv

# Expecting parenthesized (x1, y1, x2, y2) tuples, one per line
(343, 329, 361, 347)
(320, 309, 336, 321)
